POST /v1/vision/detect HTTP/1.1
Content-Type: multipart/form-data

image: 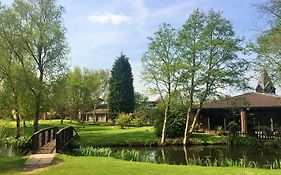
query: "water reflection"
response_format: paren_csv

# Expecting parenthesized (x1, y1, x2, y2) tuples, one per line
(111, 145, 281, 166)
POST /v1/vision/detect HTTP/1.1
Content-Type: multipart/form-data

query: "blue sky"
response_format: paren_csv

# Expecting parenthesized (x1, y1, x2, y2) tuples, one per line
(3, 0, 268, 98)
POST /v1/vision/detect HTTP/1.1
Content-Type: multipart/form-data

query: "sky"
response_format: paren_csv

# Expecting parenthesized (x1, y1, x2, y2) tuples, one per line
(3, 0, 270, 99)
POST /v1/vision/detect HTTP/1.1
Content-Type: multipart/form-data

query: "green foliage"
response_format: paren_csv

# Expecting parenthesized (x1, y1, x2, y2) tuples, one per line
(134, 92, 149, 110)
(108, 53, 135, 119)
(177, 9, 249, 142)
(227, 121, 240, 135)
(63, 67, 110, 120)
(142, 23, 181, 144)
(227, 136, 258, 146)
(154, 102, 186, 138)
(115, 113, 133, 129)
(264, 139, 281, 148)
(0, 120, 29, 147)
(131, 110, 147, 127)
(114, 149, 141, 161)
(74, 146, 281, 170)
(255, 0, 281, 82)
(0, 0, 69, 132)
(74, 147, 154, 163)
(74, 146, 112, 157)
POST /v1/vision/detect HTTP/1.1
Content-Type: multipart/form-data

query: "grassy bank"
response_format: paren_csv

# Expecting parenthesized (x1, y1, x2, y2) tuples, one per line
(2, 154, 281, 175)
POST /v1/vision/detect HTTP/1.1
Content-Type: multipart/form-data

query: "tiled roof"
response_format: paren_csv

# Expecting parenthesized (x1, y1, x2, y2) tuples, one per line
(201, 92, 281, 109)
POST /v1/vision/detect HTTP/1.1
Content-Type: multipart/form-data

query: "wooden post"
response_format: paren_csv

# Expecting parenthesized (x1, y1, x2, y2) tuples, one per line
(240, 110, 247, 134)
(270, 118, 274, 132)
(207, 117, 210, 130)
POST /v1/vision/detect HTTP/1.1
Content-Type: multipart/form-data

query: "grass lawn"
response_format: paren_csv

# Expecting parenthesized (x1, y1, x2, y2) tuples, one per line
(0, 120, 158, 147)
(0, 120, 279, 175)
(0, 156, 26, 175)
(2, 154, 281, 175)
(0, 119, 226, 147)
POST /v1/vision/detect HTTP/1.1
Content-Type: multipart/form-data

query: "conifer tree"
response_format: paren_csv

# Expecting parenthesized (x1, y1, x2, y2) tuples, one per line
(108, 53, 134, 118)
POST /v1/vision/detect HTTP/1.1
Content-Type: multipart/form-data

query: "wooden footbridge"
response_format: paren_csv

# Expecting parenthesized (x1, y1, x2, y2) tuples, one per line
(22, 126, 79, 155)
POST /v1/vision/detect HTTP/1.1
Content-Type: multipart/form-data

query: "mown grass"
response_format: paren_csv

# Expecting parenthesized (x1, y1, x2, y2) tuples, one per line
(0, 119, 158, 147)
(0, 119, 227, 147)
(0, 156, 26, 175)
(29, 155, 281, 175)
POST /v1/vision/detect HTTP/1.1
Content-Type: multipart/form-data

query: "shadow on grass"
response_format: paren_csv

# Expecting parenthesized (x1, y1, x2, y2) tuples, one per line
(0, 156, 26, 174)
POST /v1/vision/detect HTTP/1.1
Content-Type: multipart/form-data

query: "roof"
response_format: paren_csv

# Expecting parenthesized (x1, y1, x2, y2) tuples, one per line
(95, 108, 107, 114)
(200, 92, 281, 109)
(256, 71, 276, 94)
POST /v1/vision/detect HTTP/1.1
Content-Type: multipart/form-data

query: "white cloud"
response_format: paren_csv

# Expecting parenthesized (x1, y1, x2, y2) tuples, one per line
(88, 13, 132, 25)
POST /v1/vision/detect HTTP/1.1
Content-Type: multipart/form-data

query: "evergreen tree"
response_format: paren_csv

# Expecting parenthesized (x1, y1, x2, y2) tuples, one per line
(108, 53, 134, 118)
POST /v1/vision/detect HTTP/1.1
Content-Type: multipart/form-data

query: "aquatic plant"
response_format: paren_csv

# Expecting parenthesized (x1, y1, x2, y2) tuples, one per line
(74, 146, 112, 157)
(73, 146, 281, 169)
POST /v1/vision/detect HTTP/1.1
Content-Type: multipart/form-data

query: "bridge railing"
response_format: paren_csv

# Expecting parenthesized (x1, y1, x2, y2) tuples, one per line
(21, 126, 58, 155)
(56, 126, 79, 152)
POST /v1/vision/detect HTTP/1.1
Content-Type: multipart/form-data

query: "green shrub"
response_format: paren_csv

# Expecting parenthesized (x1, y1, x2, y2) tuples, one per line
(115, 113, 133, 129)
(131, 116, 146, 127)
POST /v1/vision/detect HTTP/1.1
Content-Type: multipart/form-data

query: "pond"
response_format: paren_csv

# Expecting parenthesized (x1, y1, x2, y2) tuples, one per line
(0, 144, 19, 157)
(111, 145, 281, 166)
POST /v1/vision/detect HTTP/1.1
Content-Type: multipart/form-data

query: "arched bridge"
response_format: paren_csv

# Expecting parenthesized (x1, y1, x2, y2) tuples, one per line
(22, 126, 79, 155)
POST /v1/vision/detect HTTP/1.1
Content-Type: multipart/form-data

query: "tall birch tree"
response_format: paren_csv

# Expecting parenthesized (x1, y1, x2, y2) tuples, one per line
(142, 23, 180, 145)
(178, 10, 249, 145)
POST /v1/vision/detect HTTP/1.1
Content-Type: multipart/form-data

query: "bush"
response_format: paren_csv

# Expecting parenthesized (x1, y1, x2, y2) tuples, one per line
(115, 113, 133, 129)
(227, 121, 240, 135)
(131, 110, 147, 127)
(154, 106, 186, 138)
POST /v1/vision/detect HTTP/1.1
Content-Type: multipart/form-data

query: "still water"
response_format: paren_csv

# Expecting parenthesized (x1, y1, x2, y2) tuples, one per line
(111, 145, 281, 166)
(0, 144, 19, 157)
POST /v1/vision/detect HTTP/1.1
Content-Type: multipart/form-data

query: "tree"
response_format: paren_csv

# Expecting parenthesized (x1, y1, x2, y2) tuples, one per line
(108, 53, 134, 118)
(50, 75, 68, 124)
(141, 23, 180, 145)
(0, 30, 34, 138)
(61, 67, 110, 123)
(134, 92, 148, 110)
(177, 9, 249, 145)
(255, 0, 281, 82)
(0, 0, 69, 132)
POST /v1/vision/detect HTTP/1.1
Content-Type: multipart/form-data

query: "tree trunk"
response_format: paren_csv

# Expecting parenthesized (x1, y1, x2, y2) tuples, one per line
(13, 94, 20, 139)
(188, 109, 201, 133)
(161, 106, 168, 145)
(15, 109, 20, 139)
(60, 115, 64, 124)
(23, 119, 26, 128)
(183, 146, 188, 165)
(34, 70, 43, 133)
(161, 98, 170, 145)
(183, 107, 192, 145)
(33, 94, 41, 133)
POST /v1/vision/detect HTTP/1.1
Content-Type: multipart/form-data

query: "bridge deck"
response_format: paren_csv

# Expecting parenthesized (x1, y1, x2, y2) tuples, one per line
(36, 139, 56, 154)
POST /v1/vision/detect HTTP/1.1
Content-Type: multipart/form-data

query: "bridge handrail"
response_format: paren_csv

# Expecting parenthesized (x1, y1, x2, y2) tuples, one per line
(21, 126, 58, 155)
(56, 126, 79, 152)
